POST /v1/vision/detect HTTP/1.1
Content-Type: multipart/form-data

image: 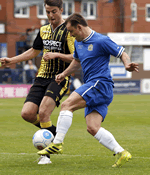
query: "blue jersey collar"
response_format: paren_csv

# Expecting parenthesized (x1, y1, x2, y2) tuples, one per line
(83, 30, 95, 42)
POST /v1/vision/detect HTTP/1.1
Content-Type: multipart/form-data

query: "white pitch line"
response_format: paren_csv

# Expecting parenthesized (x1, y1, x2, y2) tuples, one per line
(0, 153, 150, 159)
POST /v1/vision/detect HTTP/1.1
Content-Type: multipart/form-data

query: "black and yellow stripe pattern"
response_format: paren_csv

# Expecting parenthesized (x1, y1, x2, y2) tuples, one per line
(37, 23, 75, 78)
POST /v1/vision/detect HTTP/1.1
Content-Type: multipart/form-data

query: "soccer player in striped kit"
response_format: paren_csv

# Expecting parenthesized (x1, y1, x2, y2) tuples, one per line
(0, 0, 75, 164)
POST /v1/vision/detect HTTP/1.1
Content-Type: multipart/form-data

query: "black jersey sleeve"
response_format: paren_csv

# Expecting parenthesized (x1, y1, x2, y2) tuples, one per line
(32, 31, 43, 50)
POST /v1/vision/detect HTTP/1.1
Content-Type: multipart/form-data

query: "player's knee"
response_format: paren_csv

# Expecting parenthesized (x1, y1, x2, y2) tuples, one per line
(21, 110, 29, 121)
(87, 125, 98, 136)
(61, 99, 75, 112)
(21, 109, 35, 122)
(61, 101, 68, 109)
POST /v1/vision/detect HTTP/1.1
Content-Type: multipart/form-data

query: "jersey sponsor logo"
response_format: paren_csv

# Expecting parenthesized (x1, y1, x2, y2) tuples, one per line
(88, 44, 93, 51)
(43, 39, 62, 51)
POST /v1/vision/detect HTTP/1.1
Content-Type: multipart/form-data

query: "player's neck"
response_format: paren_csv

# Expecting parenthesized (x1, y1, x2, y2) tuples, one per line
(82, 27, 92, 40)
(52, 18, 65, 30)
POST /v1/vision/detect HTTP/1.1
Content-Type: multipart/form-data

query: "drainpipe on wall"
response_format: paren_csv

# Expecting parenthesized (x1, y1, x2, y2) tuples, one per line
(120, 0, 124, 32)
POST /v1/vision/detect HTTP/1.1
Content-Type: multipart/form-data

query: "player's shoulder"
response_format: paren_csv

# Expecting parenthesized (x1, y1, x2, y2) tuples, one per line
(41, 23, 50, 27)
(40, 23, 50, 32)
(94, 32, 108, 40)
(94, 32, 110, 44)
(74, 40, 82, 47)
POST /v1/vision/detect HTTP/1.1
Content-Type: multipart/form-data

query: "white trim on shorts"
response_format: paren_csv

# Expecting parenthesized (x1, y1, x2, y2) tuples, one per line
(81, 80, 99, 97)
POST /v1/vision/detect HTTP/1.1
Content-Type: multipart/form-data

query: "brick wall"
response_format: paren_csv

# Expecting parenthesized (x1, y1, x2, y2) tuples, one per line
(1, 0, 150, 74)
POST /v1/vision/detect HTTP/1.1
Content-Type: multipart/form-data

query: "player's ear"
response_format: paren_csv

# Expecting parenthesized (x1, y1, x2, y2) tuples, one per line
(77, 24, 82, 30)
(60, 7, 63, 13)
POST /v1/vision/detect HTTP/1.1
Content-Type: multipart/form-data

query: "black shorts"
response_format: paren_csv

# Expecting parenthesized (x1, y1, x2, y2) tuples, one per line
(25, 77, 69, 107)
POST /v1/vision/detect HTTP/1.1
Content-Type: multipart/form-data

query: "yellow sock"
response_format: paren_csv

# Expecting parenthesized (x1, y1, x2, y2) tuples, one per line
(32, 114, 40, 125)
(40, 121, 52, 128)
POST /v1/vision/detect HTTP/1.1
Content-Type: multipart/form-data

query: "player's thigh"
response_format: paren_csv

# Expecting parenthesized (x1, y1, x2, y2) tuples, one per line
(45, 78, 69, 107)
(61, 91, 86, 111)
(24, 78, 47, 107)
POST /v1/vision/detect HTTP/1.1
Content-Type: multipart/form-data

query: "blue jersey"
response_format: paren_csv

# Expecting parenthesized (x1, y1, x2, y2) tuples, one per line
(73, 30, 124, 84)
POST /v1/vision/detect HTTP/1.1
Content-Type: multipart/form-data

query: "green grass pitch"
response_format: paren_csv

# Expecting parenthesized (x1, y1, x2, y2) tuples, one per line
(0, 94, 150, 175)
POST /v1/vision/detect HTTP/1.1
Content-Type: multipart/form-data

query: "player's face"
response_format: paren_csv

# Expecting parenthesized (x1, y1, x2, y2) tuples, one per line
(66, 22, 83, 42)
(45, 4, 63, 27)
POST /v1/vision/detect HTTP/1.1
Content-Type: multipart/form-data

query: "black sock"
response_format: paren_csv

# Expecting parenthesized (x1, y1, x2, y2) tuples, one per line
(45, 125, 56, 136)
(46, 155, 50, 158)
(34, 122, 41, 128)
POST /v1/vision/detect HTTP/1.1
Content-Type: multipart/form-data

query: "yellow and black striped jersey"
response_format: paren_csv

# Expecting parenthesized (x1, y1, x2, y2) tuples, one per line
(33, 23, 75, 78)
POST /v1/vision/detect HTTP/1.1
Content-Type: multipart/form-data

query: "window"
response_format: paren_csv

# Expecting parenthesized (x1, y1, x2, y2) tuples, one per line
(110, 55, 122, 64)
(0, 24, 5, 34)
(14, 7, 30, 18)
(0, 43, 7, 57)
(62, 1, 74, 18)
(131, 3, 137, 22)
(82, 1, 96, 19)
(37, 1, 74, 19)
(38, 4, 44, 16)
(37, 4, 47, 18)
(131, 46, 143, 63)
(110, 46, 143, 64)
(146, 4, 150, 22)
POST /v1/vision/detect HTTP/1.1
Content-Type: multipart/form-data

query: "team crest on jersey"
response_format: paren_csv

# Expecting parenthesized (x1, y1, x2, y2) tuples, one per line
(88, 44, 93, 51)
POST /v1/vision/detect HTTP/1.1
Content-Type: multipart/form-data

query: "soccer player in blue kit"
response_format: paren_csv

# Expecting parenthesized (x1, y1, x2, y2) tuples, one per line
(38, 13, 139, 167)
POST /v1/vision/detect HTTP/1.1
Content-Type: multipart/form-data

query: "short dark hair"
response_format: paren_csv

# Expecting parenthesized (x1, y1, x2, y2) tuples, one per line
(44, 0, 63, 9)
(65, 13, 88, 28)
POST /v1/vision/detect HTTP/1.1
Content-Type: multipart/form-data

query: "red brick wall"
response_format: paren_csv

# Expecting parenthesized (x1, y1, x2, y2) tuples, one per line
(75, 1, 81, 13)
(87, 0, 122, 33)
(124, 0, 150, 32)
(86, 0, 150, 33)
(0, 0, 7, 43)
(1, 0, 150, 71)
(0, 0, 6, 22)
(5, 0, 41, 63)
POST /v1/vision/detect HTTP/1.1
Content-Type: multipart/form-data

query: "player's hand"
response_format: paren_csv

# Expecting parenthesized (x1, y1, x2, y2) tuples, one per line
(55, 73, 65, 85)
(125, 62, 139, 72)
(0, 57, 11, 67)
(43, 52, 57, 61)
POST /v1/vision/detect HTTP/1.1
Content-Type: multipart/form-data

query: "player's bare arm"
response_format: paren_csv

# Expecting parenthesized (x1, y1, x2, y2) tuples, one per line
(120, 52, 139, 72)
(43, 52, 74, 63)
(55, 59, 81, 84)
(0, 48, 41, 66)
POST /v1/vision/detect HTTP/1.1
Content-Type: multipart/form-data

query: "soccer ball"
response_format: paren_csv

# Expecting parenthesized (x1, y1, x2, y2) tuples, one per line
(32, 129, 54, 150)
